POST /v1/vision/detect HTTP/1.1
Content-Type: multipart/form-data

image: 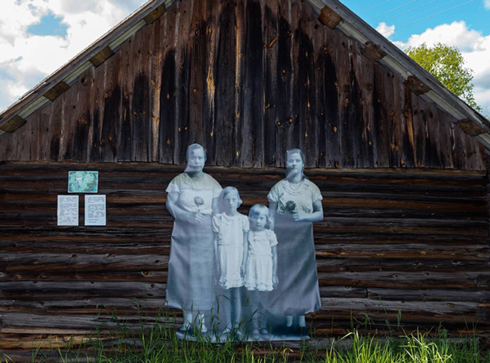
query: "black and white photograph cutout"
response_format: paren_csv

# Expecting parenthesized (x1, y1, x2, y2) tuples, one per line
(165, 145, 323, 342)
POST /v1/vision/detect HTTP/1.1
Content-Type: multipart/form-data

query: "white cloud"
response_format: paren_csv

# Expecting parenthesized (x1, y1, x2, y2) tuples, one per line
(0, 0, 146, 112)
(396, 21, 490, 117)
(398, 21, 482, 52)
(376, 22, 395, 38)
(485, 0, 490, 10)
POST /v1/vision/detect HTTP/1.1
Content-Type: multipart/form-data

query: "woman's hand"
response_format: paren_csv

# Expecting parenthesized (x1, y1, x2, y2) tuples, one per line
(292, 212, 308, 222)
(194, 211, 203, 224)
(185, 211, 203, 224)
(272, 274, 279, 288)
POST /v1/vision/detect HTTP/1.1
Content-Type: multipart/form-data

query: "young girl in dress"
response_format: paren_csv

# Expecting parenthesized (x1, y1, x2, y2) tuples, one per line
(243, 204, 278, 338)
(213, 187, 249, 335)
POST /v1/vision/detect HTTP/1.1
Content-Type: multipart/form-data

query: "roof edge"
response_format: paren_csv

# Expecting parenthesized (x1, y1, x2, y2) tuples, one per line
(0, 0, 173, 130)
(307, 0, 490, 151)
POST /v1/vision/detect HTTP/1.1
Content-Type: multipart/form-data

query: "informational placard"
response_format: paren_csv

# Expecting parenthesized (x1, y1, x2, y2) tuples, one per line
(57, 195, 79, 226)
(85, 195, 106, 226)
(68, 171, 98, 193)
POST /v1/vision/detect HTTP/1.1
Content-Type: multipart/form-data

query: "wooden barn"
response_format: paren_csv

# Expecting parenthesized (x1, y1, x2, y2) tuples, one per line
(1, 0, 490, 359)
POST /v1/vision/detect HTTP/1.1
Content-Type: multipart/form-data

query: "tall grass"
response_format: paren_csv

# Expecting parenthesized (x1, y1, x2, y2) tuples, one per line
(23, 309, 490, 363)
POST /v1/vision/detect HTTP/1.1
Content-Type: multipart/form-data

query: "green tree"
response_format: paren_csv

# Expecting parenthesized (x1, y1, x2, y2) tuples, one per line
(406, 42, 482, 112)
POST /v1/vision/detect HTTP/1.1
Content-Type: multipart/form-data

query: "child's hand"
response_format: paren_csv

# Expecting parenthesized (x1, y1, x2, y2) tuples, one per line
(214, 266, 220, 284)
(272, 275, 279, 288)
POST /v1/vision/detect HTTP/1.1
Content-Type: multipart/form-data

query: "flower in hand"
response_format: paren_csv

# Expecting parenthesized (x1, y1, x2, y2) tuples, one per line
(284, 201, 297, 214)
(194, 196, 204, 212)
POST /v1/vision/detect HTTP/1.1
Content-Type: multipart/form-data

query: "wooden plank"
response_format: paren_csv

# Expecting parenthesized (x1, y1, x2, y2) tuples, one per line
(239, 0, 264, 167)
(200, 0, 219, 165)
(372, 63, 390, 167)
(349, 40, 368, 168)
(321, 25, 341, 169)
(296, 3, 318, 167)
(368, 288, 490, 303)
(315, 242, 489, 260)
(158, 9, 177, 164)
(320, 297, 477, 315)
(335, 33, 352, 168)
(465, 126, 486, 171)
(63, 82, 81, 161)
(0, 254, 168, 273)
(117, 35, 134, 162)
(288, 0, 301, 154)
(38, 103, 53, 161)
(48, 94, 63, 161)
(313, 18, 327, 168)
(437, 108, 454, 169)
(274, 0, 293, 167)
(173, 0, 192, 165)
(427, 103, 442, 168)
(88, 57, 106, 162)
(17, 113, 34, 161)
(71, 68, 94, 162)
(262, 0, 278, 167)
(188, 0, 205, 146)
(13, 116, 28, 161)
(131, 25, 151, 162)
(0, 270, 167, 283)
(400, 86, 416, 168)
(389, 71, 401, 167)
(317, 257, 489, 272)
(318, 271, 490, 289)
(230, 0, 245, 167)
(149, 17, 163, 162)
(212, 1, 237, 166)
(356, 41, 377, 168)
(100, 52, 121, 162)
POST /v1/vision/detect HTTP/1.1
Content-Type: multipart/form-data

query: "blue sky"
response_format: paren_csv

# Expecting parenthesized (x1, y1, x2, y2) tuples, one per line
(27, 11, 68, 37)
(342, 0, 490, 42)
(0, 0, 489, 116)
(341, 0, 490, 115)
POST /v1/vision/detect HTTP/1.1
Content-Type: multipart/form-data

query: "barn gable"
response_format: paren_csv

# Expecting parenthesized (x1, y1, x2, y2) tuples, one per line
(0, 0, 489, 359)
(0, 0, 487, 169)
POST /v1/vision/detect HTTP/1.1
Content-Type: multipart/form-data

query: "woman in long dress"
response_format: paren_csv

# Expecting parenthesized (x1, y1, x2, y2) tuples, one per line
(166, 144, 222, 333)
(267, 149, 323, 334)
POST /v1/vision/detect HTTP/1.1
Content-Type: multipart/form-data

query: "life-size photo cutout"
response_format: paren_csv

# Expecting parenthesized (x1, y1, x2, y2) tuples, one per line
(165, 145, 323, 342)
(165, 144, 222, 339)
(266, 148, 324, 340)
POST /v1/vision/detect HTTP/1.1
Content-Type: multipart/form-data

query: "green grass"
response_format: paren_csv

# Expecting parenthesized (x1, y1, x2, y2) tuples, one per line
(13, 310, 490, 363)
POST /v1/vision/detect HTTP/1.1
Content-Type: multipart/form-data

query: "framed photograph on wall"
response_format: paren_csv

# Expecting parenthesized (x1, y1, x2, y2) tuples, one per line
(68, 171, 98, 193)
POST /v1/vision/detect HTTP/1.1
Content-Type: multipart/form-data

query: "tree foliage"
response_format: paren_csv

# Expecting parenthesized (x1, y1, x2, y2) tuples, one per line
(406, 43, 481, 111)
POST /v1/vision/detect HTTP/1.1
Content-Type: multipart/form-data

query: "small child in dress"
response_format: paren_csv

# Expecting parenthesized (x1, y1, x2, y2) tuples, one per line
(243, 204, 278, 338)
(213, 187, 249, 335)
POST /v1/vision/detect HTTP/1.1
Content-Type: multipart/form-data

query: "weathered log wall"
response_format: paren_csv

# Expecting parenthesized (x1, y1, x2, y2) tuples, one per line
(0, 0, 489, 359)
(1, 162, 489, 355)
(0, 0, 485, 169)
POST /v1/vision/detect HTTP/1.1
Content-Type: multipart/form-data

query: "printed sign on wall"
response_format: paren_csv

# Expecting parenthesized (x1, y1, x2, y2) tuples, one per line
(57, 195, 79, 226)
(84, 195, 106, 226)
